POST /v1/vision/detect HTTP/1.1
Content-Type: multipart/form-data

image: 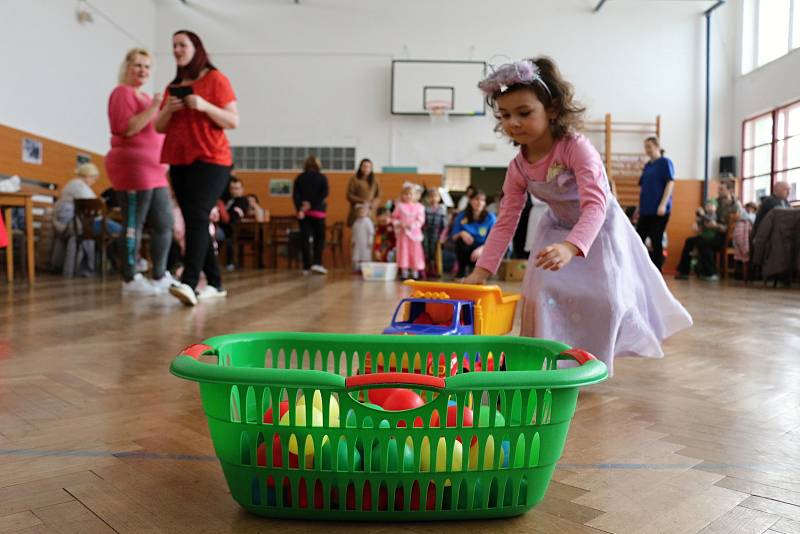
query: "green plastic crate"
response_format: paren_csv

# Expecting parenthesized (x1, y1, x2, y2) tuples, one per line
(170, 332, 607, 521)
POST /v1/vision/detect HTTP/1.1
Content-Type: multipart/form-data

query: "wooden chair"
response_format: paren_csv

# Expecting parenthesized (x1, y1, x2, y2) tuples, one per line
(326, 221, 345, 268)
(231, 220, 267, 269)
(73, 198, 114, 277)
(266, 216, 299, 268)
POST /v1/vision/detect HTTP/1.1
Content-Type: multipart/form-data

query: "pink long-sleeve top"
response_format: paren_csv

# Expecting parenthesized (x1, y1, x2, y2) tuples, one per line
(392, 200, 425, 242)
(476, 134, 608, 274)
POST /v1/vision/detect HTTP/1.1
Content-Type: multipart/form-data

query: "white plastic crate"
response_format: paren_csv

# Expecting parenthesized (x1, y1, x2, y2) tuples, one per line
(361, 262, 398, 281)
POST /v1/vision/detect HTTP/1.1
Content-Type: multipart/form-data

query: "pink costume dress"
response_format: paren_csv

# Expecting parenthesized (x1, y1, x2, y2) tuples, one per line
(392, 201, 426, 271)
(476, 134, 692, 375)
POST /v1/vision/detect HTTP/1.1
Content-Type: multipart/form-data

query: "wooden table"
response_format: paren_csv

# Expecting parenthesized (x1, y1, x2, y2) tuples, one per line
(0, 191, 35, 283)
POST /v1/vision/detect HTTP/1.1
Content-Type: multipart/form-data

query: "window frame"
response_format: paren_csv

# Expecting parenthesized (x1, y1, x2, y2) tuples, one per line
(742, 0, 800, 73)
(741, 97, 800, 203)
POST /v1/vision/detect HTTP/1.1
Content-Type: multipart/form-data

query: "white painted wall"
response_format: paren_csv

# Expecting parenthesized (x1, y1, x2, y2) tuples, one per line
(0, 0, 739, 178)
(733, 38, 800, 154)
(152, 0, 738, 178)
(0, 0, 156, 153)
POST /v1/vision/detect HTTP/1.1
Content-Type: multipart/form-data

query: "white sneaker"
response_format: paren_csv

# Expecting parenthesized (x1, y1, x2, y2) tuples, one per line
(310, 264, 328, 274)
(169, 283, 198, 306)
(136, 258, 149, 273)
(197, 285, 228, 300)
(150, 272, 178, 293)
(122, 274, 157, 295)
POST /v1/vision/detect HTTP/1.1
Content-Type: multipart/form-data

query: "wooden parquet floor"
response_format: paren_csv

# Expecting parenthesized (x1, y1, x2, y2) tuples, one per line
(1, 271, 799, 533)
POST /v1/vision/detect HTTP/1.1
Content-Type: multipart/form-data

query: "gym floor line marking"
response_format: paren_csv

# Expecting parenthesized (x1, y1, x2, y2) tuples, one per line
(0, 449, 792, 470)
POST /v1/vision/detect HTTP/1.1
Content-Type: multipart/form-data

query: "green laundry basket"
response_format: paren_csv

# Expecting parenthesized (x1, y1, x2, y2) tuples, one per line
(170, 332, 607, 521)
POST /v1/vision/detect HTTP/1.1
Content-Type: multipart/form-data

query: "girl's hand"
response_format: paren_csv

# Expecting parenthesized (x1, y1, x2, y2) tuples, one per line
(463, 266, 491, 285)
(534, 242, 579, 271)
(151, 92, 163, 109)
(184, 94, 208, 112)
(657, 205, 667, 216)
(297, 211, 305, 220)
(470, 245, 484, 263)
(460, 231, 474, 246)
(166, 96, 185, 113)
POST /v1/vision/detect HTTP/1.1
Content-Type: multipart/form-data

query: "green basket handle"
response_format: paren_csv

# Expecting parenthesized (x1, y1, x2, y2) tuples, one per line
(559, 348, 597, 365)
(345, 372, 445, 392)
(179, 344, 214, 359)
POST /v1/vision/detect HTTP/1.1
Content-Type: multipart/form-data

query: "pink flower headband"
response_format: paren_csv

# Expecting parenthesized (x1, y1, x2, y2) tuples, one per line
(478, 60, 552, 98)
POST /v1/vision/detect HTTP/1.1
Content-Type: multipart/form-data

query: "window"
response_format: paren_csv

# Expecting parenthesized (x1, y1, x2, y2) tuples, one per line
(775, 101, 800, 199)
(231, 146, 356, 171)
(741, 99, 800, 203)
(742, 0, 799, 73)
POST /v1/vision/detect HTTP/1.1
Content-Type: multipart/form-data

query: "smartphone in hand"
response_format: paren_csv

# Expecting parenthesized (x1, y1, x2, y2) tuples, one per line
(168, 85, 193, 99)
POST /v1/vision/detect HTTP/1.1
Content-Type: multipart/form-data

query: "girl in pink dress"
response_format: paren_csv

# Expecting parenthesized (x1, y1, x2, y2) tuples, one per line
(464, 58, 692, 375)
(392, 184, 426, 280)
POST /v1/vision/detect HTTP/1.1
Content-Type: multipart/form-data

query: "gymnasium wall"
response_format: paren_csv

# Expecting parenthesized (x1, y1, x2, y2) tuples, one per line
(0, 0, 157, 153)
(152, 0, 738, 179)
(0, 124, 111, 192)
(733, 35, 800, 150)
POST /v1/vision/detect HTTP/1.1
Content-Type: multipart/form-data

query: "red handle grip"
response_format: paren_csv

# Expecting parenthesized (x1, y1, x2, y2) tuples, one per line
(560, 348, 598, 365)
(179, 344, 213, 360)
(345, 372, 445, 390)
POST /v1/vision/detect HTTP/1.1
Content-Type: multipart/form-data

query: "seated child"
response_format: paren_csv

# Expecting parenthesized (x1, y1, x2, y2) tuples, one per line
(373, 206, 396, 262)
(351, 203, 374, 272)
(733, 201, 757, 263)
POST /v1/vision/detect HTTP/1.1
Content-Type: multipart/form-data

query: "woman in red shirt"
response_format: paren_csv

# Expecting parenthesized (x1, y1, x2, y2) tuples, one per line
(155, 30, 239, 306)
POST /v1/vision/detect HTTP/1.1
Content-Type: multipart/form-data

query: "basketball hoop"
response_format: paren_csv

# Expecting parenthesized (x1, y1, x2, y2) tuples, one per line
(425, 100, 452, 124)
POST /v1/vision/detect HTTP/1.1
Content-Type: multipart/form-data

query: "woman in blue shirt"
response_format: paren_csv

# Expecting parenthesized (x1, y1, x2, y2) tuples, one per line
(636, 137, 675, 271)
(450, 189, 496, 277)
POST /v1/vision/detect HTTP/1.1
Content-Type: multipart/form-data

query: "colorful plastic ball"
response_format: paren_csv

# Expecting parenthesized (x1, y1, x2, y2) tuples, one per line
(381, 389, 425, 411)
(298, 391, 340, 423)
(367, 387, 402, 406)
(262, 400, 290, 424)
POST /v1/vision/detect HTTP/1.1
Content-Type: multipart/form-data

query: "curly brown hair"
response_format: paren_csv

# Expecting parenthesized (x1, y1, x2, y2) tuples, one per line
(488, 56, 585, 141)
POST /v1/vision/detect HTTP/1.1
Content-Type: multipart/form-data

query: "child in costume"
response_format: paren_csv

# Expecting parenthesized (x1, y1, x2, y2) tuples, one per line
(373, 206, 396, 262)
(392, 184, 426, 279)
(350, 203, 374, 273)
(464, 57, 692, 375)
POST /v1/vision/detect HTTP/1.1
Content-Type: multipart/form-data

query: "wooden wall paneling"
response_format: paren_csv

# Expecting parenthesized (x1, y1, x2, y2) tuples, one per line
(0, 124, 111, 193)
(663, 179, 703, 274)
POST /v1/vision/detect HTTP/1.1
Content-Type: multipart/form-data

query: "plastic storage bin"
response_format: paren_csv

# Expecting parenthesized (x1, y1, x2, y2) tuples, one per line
(361, 262, 398, 281)
(171, 332, 607, 521)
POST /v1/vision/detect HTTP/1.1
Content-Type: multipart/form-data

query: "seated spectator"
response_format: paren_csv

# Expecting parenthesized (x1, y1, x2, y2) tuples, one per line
(218, 178, 246, 269)
(51, 163, 123, 276)
(753, 181, 790, 238)
(246, 194, 269, 222)
(450, 189, 496, 278)
(675, 197, 727, 280)
(53, 164, 122, 236)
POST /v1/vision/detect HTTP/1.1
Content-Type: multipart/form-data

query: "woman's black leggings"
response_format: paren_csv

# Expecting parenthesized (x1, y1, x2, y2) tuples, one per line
(170, 161, 230, 290)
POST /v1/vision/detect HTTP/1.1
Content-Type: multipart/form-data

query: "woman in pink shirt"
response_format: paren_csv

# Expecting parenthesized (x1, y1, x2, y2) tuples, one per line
(106, 48, 175, 295)
(465, 58, 692, 375)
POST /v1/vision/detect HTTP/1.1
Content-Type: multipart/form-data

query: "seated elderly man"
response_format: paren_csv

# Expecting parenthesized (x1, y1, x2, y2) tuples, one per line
(753, 181, 791, 238)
